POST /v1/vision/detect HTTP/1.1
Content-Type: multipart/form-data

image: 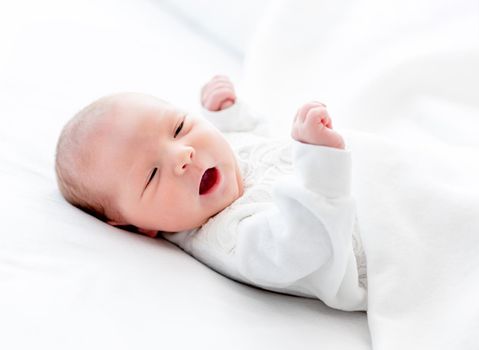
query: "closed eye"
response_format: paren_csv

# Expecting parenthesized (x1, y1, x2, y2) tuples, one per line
(145, 168, 157, 189)
(174, 116, 186, 138)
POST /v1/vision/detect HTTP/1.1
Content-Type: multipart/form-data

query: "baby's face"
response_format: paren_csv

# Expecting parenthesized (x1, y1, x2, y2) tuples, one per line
(92, 93, 244, 236)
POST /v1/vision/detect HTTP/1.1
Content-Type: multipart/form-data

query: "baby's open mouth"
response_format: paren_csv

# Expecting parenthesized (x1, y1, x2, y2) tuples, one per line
(199, 167, 219, 195)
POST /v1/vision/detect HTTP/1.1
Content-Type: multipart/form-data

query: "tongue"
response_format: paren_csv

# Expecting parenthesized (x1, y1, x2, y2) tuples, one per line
(199, 168, 217, 195)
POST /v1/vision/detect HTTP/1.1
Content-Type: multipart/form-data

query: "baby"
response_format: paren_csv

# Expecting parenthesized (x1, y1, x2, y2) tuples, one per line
(56, 75, 367, 311)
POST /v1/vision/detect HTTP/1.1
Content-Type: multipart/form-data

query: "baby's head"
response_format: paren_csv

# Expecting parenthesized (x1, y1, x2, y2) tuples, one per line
(55, 93, 244, 237)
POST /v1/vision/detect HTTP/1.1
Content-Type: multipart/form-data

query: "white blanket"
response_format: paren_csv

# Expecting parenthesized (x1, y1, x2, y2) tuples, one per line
(241, 0, 479, 348)
(0, 1, 372, 349)
(345, 131, 479, 349)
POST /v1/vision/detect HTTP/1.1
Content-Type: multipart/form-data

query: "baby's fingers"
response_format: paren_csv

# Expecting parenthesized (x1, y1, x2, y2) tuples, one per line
(202, 83, 234, 103)
(203, 88, 235, 111)
(201, 75, 233, 100)
(201, 75, 236, 111)
(305, 106, 332, 128)
(295, 101, 327, 123)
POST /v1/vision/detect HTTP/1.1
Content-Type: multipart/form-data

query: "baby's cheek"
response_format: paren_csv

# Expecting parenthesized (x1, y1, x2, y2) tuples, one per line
(164, 187, 197, 214)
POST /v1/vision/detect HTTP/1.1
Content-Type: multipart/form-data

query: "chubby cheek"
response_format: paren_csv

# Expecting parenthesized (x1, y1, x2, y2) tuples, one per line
(198, 123, 228, 149)
(153, 186, 203, 230)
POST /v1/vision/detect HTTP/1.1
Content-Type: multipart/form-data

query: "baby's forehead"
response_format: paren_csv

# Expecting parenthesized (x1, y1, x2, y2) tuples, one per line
(96, 93, 172, 129)
(92, 94, 181, 148)
(109, 93, 172, 118)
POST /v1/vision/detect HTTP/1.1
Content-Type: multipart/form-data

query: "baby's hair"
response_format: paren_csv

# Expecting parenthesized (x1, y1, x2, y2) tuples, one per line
(55, 96, 123, 224)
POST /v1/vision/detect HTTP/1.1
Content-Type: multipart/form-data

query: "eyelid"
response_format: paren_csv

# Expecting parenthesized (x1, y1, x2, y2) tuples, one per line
(145, 167, 157, 190)
(174, 115, 187, 138)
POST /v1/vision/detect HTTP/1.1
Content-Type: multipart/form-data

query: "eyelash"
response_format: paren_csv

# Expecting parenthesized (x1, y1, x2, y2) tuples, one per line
(146, 168, 157, 189)
(174, 116, 186, 138)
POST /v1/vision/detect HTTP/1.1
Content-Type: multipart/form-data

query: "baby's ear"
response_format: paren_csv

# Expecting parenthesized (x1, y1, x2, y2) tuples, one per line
(107, 220, 158, 238)
(107, 219, 127, 227)
(137, 227, 158, 238)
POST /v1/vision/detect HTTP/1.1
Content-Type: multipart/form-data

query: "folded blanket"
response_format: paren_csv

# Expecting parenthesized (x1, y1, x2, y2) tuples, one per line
(344, 130, 479, 349)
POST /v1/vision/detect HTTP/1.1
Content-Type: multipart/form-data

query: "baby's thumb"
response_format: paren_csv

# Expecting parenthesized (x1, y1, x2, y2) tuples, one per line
(219, 99, 235, 111)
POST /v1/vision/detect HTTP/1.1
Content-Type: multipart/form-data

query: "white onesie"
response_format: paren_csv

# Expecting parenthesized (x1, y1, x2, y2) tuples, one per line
(161, 101, 368, 311)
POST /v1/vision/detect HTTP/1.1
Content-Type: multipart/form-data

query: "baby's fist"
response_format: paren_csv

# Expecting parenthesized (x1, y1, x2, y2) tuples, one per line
(201, 75, 236, 111)
(291, 101, 345, 149)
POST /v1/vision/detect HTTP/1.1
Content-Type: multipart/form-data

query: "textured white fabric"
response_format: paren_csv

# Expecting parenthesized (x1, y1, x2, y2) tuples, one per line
(163, 101, 368, 311)
(241, 0, 479, 348)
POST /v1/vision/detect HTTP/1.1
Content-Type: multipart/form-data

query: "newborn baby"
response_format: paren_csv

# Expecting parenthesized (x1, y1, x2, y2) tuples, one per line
(56, 75, 367, 311)
(55, 85, 243, 235)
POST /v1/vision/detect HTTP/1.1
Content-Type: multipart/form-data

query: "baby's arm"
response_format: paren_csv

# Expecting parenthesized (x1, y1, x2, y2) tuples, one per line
(234, 104, 365, 310)
(200, 75, 266, 134)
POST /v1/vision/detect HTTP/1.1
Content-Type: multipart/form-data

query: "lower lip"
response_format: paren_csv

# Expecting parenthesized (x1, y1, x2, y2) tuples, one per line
(199, 167, 221, 196)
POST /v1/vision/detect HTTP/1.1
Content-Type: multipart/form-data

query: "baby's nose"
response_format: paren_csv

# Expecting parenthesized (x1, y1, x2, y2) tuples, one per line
(175, 146, 195, 175)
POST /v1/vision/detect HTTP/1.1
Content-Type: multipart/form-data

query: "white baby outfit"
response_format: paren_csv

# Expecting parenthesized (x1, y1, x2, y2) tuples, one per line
(162, 101, 368, 311)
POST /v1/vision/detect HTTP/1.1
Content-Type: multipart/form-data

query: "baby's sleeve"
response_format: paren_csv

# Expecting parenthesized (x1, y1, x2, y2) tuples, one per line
(201, 99, 270, 136)
(235, 141, 365, 310)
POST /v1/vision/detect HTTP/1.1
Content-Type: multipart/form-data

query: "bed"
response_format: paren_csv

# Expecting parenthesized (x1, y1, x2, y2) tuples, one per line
(1, 0, 477, 349)
(0, 1, 370, 349)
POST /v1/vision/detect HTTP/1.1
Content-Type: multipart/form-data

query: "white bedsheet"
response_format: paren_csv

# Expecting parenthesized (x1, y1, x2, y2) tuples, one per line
(0, 1, 370, 349)
(242, 0, 479, 349)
